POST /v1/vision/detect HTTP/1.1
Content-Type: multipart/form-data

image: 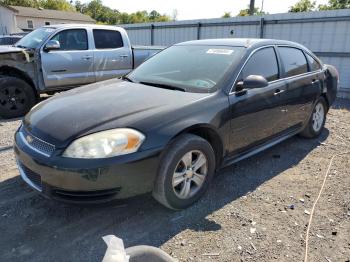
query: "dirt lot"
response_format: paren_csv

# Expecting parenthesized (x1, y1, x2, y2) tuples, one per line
(0, 99, 349, 262)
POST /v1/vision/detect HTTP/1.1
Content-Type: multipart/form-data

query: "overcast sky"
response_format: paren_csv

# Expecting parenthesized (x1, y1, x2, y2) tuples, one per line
(81, 0, 330, 20)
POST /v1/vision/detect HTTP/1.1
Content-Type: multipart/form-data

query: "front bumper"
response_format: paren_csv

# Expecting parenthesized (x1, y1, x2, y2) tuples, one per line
(14, 130, 162, 204)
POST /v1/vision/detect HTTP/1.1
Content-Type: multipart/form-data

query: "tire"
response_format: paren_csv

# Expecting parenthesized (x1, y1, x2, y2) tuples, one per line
(0, 77, 37, 119)
(153, 134, 216, 210)
(299, 97, 328, 138)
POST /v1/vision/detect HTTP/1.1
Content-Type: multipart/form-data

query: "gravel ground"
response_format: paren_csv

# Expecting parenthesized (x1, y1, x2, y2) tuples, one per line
(0, 99, 349, 262)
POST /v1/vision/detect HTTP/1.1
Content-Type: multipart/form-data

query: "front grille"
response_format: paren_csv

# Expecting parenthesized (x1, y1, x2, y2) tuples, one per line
(52, 188, 121, 202)
(19, 163, 42, 190)
(21, 128, 55, 157)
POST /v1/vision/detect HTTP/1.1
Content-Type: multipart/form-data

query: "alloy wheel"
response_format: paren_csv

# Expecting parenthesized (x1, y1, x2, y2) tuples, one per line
(312, 102, 325, 132)
(172, 150, 208, 199)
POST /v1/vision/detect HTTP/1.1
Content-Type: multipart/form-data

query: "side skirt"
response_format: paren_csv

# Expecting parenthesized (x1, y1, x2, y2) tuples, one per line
(221, 128, 301, 168)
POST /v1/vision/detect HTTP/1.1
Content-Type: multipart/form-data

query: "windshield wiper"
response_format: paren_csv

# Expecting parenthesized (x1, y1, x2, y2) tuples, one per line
(140, 81, 186, 92)
(121, 75, 134, 83)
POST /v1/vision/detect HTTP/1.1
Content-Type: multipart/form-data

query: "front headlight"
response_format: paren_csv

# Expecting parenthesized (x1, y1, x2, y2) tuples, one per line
(62, 128, 145, 159)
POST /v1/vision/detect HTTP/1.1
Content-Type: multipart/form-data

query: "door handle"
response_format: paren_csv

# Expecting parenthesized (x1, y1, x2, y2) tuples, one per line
(274, 89, 285, 95)
(311, 79, 318, 84)
(82, 55, 93, 60)
(120, 54, 129, 58)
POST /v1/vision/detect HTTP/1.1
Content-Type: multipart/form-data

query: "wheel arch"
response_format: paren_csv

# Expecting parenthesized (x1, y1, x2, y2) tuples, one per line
(171, 124, 224, 168)
(0, 66, 38, 97)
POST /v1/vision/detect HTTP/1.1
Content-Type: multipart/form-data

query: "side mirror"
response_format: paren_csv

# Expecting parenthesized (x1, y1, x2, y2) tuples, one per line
(44, 40, 60, 52)
(235, 75, 268, 96)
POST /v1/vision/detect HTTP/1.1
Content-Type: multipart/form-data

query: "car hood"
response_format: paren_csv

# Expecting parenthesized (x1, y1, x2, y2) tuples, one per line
(24, 79, 210, 146)
(0, 45, 25, 54)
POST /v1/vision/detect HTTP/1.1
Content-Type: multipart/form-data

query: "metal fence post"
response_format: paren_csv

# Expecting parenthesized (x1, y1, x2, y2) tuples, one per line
(259, 17, 265, 38)
(197, 22, 202, 40)
(150, 24, 154, 45)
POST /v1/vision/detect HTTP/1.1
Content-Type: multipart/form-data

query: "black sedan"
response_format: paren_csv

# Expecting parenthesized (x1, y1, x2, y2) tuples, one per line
(14, 39, 338, 209)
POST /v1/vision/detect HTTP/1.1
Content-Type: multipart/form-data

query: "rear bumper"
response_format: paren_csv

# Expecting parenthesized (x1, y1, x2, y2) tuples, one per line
(14, 133, 162, 204)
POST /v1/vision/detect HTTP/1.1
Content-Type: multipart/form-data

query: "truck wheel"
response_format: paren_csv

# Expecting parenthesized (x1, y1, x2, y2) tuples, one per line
(0, 77, 37, 119)
(152, 134, 216, 210)
(299, 97, 328, 138)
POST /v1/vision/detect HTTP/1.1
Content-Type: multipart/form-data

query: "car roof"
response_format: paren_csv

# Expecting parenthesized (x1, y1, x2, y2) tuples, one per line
(42, 24, 123, 31)
(176, 38, 305, 49)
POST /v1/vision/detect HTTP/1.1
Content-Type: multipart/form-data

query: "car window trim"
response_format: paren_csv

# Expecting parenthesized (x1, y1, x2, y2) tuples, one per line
(277, 45, 310, 78)
(48, 28, 89, 52)
(229, 44, 276, 95)
(229, 44, 322, 95)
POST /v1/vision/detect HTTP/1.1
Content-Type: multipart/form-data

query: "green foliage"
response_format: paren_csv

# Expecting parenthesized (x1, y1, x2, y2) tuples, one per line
(222, 12, 231, 18)
(0, 0, 170, 24)
(290, 0, 350, 12)
(318, 0, 350, 10)
(237, 6, 265, 16)
(73, 0, 170, 24)
(289, 0, 316, 12)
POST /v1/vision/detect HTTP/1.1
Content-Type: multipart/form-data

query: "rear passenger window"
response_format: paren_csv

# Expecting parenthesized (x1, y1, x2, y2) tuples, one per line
(93, 30, 123, 49)
(306, 53, 321, 71)
(240, 47, 279, 82)
(279, 47, 308, 77)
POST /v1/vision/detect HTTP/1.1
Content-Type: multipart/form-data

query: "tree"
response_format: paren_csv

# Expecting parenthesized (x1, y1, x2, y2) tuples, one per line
(237, 6, 265, 16)
(222, 12, 232, 18)
(289, 0, 316, 12)
(0, 0, 40, 7)
(318, 0, 350, 10)
(40, 0, 75, 11)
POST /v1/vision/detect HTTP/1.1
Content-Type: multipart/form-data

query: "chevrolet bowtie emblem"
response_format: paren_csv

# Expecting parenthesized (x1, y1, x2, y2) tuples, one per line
(26, 135, 33, 143)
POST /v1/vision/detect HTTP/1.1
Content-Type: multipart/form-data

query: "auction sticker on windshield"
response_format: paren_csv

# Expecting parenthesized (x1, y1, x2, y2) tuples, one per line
(206, 49, 234, 55)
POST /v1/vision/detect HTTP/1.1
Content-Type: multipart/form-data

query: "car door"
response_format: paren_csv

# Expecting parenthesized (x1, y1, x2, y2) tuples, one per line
(92, 29, 133, 81)
(228, 46, 290, 155)
(41, 28, 95, 88)
(277, 46, 322, 128)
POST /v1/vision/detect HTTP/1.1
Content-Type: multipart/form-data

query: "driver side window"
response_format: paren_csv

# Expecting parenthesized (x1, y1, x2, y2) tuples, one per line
(239, 47, 279, 84)
(51, 29, 88, 51)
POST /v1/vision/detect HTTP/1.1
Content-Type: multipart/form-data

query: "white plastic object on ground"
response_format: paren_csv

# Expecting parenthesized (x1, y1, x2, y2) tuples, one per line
(102, 235, 130, 262)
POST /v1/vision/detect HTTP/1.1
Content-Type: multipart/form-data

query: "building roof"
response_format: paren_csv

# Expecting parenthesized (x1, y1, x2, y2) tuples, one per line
(8, 5, 95, 22)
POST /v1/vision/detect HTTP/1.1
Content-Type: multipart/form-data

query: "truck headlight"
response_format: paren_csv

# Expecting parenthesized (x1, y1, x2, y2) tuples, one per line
(62, 128, 145, 159)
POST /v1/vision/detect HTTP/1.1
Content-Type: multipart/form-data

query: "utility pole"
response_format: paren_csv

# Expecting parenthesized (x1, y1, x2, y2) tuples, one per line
(249, 0, 255, 15)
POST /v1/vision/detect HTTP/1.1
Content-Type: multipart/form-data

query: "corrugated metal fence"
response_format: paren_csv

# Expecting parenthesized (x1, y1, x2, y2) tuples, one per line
(120, 9, 350, 98)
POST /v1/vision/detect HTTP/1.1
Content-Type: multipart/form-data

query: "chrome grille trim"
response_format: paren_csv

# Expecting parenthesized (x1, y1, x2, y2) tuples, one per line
(19, 130, 55, 157)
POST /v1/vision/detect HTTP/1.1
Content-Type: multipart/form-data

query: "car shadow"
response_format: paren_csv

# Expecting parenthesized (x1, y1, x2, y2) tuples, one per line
(0, 127, 330, 262)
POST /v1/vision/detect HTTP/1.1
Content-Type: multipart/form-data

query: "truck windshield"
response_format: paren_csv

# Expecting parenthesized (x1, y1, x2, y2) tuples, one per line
(15, 27, 55, 49)
(128, 45, 245, 93)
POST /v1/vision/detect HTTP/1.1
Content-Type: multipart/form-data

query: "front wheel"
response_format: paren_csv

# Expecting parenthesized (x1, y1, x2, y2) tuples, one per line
(299, 97, 328, 138)
(0, 77, 37, 119)
(153, 134, 216, 210)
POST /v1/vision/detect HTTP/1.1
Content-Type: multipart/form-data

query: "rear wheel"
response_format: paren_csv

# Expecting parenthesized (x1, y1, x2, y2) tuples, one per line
(153, 134, 216, 210)
(299, 97, 327, 138)
(0, 77, 37, 118)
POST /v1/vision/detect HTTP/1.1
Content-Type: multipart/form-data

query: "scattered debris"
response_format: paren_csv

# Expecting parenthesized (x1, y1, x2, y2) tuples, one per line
(304, 210, 311, 215)
(299, 198, 305, 203)
(277, 240, 282, 243)
(250, 242, 257, 250)
(331, 231, 337, 236)
(202, 252, 220, 256)
(316, 234, 324, 239)
(250, 228, 256, 234)
(288, 204, 295, 210)
(238, 245, 242, 251)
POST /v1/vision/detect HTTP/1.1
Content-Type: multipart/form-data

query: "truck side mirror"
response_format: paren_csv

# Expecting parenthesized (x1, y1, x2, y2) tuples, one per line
(44, 40, 60, 52)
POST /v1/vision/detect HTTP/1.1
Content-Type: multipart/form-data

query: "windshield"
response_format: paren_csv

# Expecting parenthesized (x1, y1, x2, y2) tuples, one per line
(128, 45, 245, 92)
(15, 27, 55, 49)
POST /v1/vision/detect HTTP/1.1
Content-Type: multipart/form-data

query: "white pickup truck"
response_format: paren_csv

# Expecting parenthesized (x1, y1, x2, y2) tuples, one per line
(0, 24, 163, 118)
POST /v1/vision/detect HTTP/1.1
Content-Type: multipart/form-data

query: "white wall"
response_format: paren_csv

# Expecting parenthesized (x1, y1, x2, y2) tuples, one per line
(0, 6, 17, 35)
